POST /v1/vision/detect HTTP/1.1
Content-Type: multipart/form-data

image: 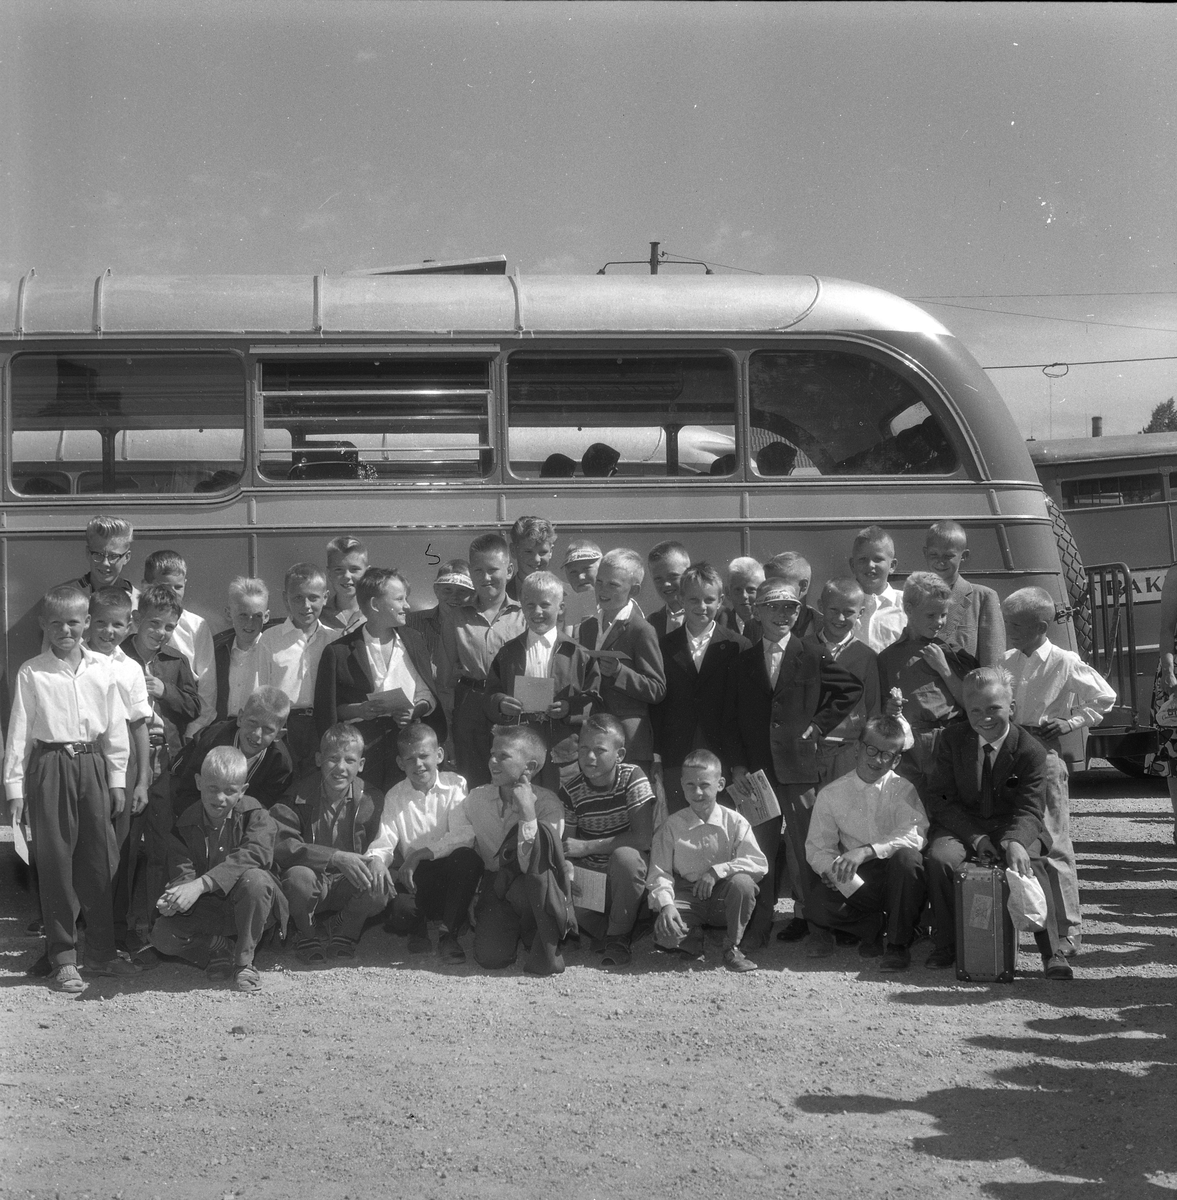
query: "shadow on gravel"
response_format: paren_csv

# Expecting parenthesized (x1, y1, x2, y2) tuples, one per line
(796, 996, 1177, 1197)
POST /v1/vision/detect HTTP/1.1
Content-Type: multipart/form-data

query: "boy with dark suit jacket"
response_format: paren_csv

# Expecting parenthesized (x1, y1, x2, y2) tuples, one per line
(487, 571, 600, 792)
(923, 666, 1072, 979)
(577, 549, 666, 778)
(651, 563, 748, 814)
(647, 540, 691, 638)
(314, 568, 444, 790)
(722, 577, 862, 949)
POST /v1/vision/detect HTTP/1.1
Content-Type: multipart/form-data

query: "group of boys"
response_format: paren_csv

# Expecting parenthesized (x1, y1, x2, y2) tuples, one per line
(3, 512, 1115, 993)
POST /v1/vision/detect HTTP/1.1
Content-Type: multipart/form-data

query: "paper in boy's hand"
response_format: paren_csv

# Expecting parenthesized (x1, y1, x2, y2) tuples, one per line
(581, 647, 631, 664)
(11, 817, 30, 865)
(730, 769, 782, 826)
(834, 872, 866, 898)
(513, 675, 557, 714)
(570, 865, 608, 913)
(366, 687, 412, 714)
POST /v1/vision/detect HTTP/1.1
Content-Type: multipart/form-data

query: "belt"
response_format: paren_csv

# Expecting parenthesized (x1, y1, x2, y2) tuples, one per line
(148, 733, 166, 747)
(456, 676, 488, 692)
(288, 708, 315, 719)
(35, 740, 97, 756)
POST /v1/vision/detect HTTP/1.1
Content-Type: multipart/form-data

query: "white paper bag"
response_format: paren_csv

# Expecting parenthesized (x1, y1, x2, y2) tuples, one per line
(1006, 869, 1049, 932)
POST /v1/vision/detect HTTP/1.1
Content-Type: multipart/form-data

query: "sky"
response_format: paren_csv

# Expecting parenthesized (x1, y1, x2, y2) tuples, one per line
(2, 0, 1174, 440)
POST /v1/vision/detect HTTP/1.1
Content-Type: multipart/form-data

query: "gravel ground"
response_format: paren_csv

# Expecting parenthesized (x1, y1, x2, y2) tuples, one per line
(1, 762, 1175, 1200)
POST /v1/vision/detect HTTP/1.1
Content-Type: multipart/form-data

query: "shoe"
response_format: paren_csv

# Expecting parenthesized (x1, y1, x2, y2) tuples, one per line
(724, 946, 759, 973)
(206, 937, 234, 981)
(1058, 935, 1082, 958)
(125, 945, 162, 971)
(328, 932, 359, 960)
(925, 947, 956, 969)
(1043, 954, 1074, 980)
(234, 964, 262, 992)
(438, 933, 466, 964)
(600, 940, 632, 967)
(50, 964, 85, 993)
(776, 917, 809, 943)
(84, 957, 143, 978)
(879, 944, 911, 972)
(858, 934, 885, 959)
(806, 926, 836, 958)
(294, 932, 327, 965)
(834, 930, 860, 947)
(407, 933, 432, 954)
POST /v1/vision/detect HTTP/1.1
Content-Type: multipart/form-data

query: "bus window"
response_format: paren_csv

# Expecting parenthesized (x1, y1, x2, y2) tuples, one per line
(506, 353, 736, 479)
(258, 358, 493, 482)
(1061, 473, 1163, 508)
(748, 349, 959, 477)
(9, 353, 245, 496)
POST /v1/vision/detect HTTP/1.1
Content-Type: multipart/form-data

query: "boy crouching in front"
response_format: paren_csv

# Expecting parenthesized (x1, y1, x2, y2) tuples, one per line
(271, 724, 392, 964)
(151, 746, 287, 992)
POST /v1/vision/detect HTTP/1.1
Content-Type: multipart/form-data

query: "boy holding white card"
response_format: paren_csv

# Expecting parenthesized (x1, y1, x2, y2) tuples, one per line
(804, 716, 928, 970)
(487, 571, 600, 792)
(559, 714, 654, 967)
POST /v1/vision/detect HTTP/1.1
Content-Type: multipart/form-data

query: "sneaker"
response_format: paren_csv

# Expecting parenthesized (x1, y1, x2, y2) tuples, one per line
(924, 946, 956, 969)
(1043, 954, 1074, 981)
(806, 926, 836, 958)
(438, 933, 466, 964)
(879, 944, 911, 972)
(234, 964, 262, 992)
(775, 917, 809, 943)
(723, 946, 759, 973)
(84, 957, 143, 978)
(858, 934, 885, 959)
(51, 964, 85, 993)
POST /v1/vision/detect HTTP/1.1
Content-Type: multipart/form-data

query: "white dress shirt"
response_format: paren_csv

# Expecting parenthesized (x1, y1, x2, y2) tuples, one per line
(257, 618, 341, 709)
(763, 632, 792, 688)
(4, 649, 130, 799)
(854, 585, 907, 653)
(596, 600, 634, 649)
(169, 608, 217, 737)
(363, 629, 435, 712)
(227, 641, 262, 716)
(686, 621, 716, 669)
(524, 626, 559, 677)
(1003, 641, 1117, 733)
(366, 771, 472, 866)
(102, 646, 154, 723)
(806, 768, 928, 878)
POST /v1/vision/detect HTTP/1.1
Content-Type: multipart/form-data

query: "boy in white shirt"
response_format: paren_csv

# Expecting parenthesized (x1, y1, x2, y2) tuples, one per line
(804, 716, 928, 970)
(850, 525, 907, 652)
(1003, 587, 1116, 955)
(214, 577, 270, 721)
(143, 550, 216, 741)
(257, 563, 340, 778)
(366, 722, 480, 963)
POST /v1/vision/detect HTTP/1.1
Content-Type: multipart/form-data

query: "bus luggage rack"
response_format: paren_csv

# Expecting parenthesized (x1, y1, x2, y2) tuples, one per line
(1082, 561, 1158, 765)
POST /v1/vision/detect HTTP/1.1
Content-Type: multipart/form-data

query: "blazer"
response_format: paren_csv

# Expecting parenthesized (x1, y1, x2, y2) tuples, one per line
(172, 719, 296, 813)
(123, 642, 201, 756)
(925, 721, 1048, 852)
(271, 776, 385, 872)
(577, 612, 667, 759)
(313, 624, 447, 747)
(943, 576, 1005, 668)
(717, 609, 763, 645)
(648, 607, 684, 640)
(651, 624, 749, 769)
(722, 636, 862, 786)
(212, 620, 281, 720)
(485, 631, 602, 748)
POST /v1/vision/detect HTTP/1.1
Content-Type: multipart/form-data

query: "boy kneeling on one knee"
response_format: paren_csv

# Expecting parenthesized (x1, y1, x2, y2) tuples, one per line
(151, 745, 287, 992)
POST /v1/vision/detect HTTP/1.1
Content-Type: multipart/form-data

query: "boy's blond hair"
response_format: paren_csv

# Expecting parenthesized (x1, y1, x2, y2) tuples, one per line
(242, 686, 292, 723)
(601, 548, 645, 588)
(1002, 587, 1055, 625)
(200, 745, 248, 784)
(85, 515, 133, 545)
(902, 571, 952, 610)
(521, 570, 565, 601)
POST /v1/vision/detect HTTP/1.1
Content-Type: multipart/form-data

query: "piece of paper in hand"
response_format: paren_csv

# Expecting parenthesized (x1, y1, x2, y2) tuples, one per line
(12, 817, 30, 865)
(571, 865, 608, 913)
(514, 675, 556, 715)
(835, 872, 866, 898)
(366, 686, 412, 714)
(733, 769, 782, 826)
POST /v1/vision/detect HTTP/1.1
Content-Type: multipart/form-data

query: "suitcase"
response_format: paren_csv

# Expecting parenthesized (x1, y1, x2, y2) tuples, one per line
(954, 862, 1016, 982)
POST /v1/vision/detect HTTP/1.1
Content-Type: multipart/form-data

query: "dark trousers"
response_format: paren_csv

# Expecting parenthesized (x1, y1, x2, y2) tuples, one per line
(653, 873, 759, 953)
(284, 711, 319, 781)
(453, 681, 493, 788)
(113, 739, 165, 940)
(473, 869, 568, 975)
(572, 846, 648, 941)
(281, 866, 386, 940)
(806, 847, 927, 946)
(385, 847, 484, 936)
(925, 830, 1060, 958)
(27, 745, 118, 967)
(142, 749, 174, 924)
(745, 781, 819, 943)
(151, 867, 280, 968)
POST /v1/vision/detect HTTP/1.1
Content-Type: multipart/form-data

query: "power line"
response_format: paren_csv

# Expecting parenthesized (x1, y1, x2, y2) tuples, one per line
(919, 299, 1177, 335)
(911, 290, 1177, 300)
(658, 248, 764, 275)
(983, 354, 1177, 371)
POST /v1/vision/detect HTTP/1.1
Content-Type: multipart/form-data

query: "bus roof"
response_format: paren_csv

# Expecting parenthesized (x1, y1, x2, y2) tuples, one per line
(1027, 431, 1177, 469)
(2, 271, 953, 338)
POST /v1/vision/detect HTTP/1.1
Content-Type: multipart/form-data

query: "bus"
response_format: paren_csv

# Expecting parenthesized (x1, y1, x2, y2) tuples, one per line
(1031, 430, 1177, 767)
(1, 270, 1077, 720)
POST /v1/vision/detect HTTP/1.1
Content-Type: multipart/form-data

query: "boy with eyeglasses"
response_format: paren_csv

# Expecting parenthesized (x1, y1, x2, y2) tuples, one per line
(803, 716, 929, 970)
(61, 515, 139, 603)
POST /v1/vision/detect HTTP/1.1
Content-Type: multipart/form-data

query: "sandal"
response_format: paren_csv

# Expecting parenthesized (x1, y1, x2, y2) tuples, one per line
(600, 940, 632, 967)
(206, 937, 235, 981)
(234, 964, 262, 992)
(294, 932, 327, 965)
(328, 932, 359, 959)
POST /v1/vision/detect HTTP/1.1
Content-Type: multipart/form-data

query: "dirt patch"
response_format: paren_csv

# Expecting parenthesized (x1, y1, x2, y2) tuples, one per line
(2, 765, 1176, 1199)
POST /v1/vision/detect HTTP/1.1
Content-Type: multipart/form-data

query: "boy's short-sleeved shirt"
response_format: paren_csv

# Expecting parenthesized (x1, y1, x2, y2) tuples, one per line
(560, 763, 654, 871)
(104, 646, 154, 723)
